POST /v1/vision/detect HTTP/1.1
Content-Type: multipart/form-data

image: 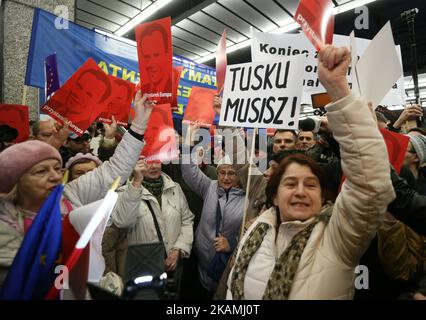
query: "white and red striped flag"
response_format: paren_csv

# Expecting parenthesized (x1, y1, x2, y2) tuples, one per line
(46, 178, 120, 300)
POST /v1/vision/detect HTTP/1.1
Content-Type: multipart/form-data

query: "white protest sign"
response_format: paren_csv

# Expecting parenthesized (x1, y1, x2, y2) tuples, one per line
(219, 55, 305, 130)
(380, 46, 406, 107)
(251, 31, 406, 106)
(251, 32, 319, 89)
(356, 22, 403, 108)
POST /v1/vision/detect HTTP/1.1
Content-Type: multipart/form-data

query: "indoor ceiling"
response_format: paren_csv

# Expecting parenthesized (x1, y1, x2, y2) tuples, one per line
(75, 0, 426, 106)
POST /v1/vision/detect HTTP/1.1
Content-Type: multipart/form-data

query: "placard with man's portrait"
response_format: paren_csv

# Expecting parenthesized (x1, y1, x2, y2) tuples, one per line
(41, 58, 113, 135)
(97, 75, 135, 127)
(183, 86, 217, 128)
(0, 104, 30, 142)
(142, 103, 178, 162)
(136, 17, 173, 104)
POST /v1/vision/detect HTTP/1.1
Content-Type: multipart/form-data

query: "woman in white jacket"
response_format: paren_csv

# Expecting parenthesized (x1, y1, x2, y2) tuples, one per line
(112, 157, 194, 279)
(226, 45, 396, 300)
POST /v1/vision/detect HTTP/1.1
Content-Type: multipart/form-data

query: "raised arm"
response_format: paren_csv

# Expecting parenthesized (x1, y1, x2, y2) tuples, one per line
(64, 92, 154, 206)
(319, 45, 396, 267)
(181, 123, 213, 199)
(170, 184, 194, 257)
(111, 159, 145, 228)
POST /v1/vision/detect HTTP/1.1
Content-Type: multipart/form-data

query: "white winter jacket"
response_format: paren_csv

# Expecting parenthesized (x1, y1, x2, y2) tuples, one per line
(226, 94, 396, 300)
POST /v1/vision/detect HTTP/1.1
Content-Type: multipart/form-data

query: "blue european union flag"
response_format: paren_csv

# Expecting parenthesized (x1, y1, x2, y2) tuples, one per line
(0, 185, 63, 300)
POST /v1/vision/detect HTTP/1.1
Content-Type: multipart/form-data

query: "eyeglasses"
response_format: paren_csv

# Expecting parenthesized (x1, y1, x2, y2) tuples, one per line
(71, 136, 91, 144)
(38, 132, 53, 138)
(218, 170, 237, 177)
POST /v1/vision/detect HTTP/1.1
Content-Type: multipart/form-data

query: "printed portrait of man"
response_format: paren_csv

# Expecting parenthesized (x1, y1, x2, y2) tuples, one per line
(0, 104, 30, 142)
(183, 86, 216, 126)
(98, 78, 134, 126)
(142, 105, 177, 161)
(136, 19, 172, 103)
(45, 66, 112, 133)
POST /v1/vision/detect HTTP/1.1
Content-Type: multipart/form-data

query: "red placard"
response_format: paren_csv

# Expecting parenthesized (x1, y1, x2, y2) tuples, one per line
(216, 29, 227, 93)
(142, 103, 178, 162)
(183, 86, 216, 128)
(40, 58, 112, 136)
(97, 75, 135, 127)
(171, 66, 183, 112)
(339, 128, 410, 193)
(135, 17, 173, 104)
(0, 104, 30, 142)
(380, 128, 410, 174)
(295, 0, 334, 50)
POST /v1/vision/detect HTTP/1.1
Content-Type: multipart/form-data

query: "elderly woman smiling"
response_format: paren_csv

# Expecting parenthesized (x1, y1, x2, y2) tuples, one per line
(226, 45, 396, 300)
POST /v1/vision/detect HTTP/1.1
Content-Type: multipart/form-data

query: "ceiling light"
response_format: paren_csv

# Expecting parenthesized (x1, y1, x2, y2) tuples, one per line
(115, 0, 175, 36)
(195, 0, 378, 64)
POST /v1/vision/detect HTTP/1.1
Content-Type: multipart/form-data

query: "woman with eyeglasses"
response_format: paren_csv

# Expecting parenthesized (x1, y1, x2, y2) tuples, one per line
(403, 135, 426, 195)
(181, 141, 245, 299)
(0, 91, 155, 293)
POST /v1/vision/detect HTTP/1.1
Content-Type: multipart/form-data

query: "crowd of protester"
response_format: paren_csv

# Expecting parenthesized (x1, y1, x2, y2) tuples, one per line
(1, 44, 426, 300)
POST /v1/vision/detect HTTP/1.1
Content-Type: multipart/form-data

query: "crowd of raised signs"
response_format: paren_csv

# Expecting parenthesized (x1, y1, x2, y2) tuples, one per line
(1, 0, 426, 300)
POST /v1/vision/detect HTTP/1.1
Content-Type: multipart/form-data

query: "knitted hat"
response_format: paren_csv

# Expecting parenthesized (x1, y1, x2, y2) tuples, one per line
(409, 135, 426, 166)
(0, 140, 62, 193)
(65, 152, 102, 170)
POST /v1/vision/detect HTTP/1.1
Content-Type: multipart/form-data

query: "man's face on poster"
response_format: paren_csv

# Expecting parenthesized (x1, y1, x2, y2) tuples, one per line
(1, 107, 27, 142)
(108, 85, 128, 116)
(186, 90, 215, 123)
(145, 111, 164, 149)
(65, 72, 107, 116)
(144, 110, 175, 157)
(2, 108, 24, 129)
(141, 30, 168, 86)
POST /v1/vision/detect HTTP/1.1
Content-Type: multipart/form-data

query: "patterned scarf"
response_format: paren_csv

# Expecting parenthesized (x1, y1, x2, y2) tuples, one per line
(230, 203, 333, 300)
(142, 177, 164, 208)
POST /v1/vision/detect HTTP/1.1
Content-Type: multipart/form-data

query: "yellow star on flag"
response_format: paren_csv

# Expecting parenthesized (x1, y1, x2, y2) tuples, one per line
(40, 254, 47, 265)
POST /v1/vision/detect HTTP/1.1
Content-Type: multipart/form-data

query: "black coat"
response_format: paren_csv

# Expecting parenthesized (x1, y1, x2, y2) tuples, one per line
(388, 167, 426, 236)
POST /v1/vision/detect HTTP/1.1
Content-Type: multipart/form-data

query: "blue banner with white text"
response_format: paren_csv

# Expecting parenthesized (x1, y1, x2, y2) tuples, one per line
(26, 8, 217, 120)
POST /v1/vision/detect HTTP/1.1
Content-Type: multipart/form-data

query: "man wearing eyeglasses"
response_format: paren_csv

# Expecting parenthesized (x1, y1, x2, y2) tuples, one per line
(59, 130, 92, 166)
(30, 120, 56, 143)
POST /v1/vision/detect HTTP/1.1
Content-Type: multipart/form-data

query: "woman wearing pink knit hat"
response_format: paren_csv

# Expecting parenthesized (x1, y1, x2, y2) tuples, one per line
(65, 152, 103, 182)
(0, 92, 155, 290)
